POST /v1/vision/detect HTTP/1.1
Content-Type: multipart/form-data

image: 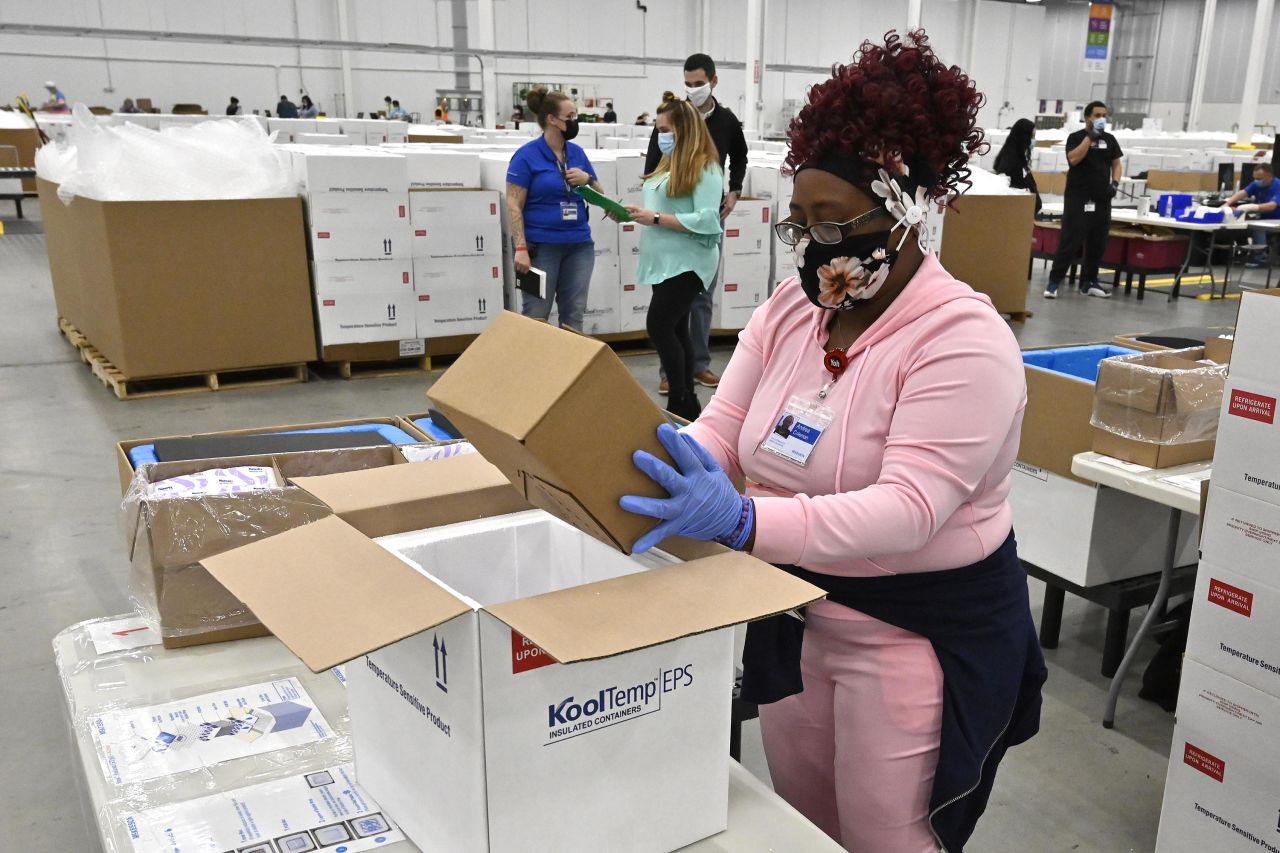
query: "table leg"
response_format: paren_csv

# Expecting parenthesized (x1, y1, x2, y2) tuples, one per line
(1169, 235, 1194, 301)
(1040, 585, 1065, 649)
(1103, 507, 1180, 728)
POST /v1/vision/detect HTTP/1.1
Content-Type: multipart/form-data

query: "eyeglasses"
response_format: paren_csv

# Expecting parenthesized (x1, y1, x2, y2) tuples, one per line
(774, 208, 887, 246)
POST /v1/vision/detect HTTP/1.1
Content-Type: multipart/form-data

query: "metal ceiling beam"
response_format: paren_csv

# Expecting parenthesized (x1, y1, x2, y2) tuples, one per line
(0, 21, 831, 74)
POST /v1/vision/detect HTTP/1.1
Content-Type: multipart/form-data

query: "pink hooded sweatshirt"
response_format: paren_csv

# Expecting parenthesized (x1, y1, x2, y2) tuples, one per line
(686, 253, 1026, 605)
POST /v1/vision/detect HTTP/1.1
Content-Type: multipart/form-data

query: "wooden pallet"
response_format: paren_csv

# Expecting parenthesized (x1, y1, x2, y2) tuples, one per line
(58, 318, 309, 401)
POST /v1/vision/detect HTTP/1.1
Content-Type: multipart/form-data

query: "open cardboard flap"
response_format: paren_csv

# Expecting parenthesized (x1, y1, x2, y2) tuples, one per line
(486, 550, 824, 664)
(293, 453, 531, 538)
(202, 515, 471, 671)
(427, 312, 673, 554)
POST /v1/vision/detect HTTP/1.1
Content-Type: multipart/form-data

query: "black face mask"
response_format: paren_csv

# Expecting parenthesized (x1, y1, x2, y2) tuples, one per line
(795, 229, 898, 310)
(561, 118, 580, 141)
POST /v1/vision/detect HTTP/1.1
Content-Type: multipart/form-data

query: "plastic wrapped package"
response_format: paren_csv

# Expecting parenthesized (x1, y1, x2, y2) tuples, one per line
(52, 617, 413, 853)
(1090, 347, 1226, 445)
(46, 104, 297, 204)
(122, 461, 334, 649)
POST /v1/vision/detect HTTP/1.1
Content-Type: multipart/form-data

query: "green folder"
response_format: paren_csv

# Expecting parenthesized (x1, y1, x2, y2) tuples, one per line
(574, 185, 632, 222)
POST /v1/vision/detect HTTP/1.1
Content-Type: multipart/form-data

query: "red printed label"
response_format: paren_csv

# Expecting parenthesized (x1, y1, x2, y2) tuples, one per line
(1229, 389, 1276, 424)
(1183, 742, 1225, 782)
(511, 630, 555, 674)
(761, 208, 770, 223)
(725, 228, 740, 238)
(725, 283, 739, 292)
(317, 231, 331, 239)
(418, 294, 430, 302)
(415, 229, 427, 237)
(489, 203, 497, 215)
(624, 284, 636, 291)
(1207, 578, 1253, 616)
(623, 224, 635, 232)
(322, 299, 336, 307)
(491, 266, 499, 278)
(398, 205, 406, 218)
(402, 272, 410, 284)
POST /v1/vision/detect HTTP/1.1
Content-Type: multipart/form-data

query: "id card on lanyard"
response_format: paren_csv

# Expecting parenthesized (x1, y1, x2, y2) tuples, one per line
(557, 156, 579, 221)
(760, 396, 834, 467)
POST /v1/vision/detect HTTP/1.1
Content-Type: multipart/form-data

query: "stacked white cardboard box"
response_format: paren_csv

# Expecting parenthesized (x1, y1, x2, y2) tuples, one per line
(293, 148, 416, 347)
(1156, 292, 1280, 852)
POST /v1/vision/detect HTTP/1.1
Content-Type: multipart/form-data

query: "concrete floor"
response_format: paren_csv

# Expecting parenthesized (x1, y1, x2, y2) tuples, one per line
(0, 198, 1262, 852)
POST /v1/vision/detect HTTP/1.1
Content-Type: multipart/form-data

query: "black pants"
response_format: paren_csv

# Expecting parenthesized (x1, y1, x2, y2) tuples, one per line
(647, 271, 704, 403)
(1050, 193, 1111, 285)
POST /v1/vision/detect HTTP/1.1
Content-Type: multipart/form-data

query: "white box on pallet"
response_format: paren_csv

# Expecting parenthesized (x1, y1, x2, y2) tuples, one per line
(413, 275, 503, 338)
(305, 192, 409, 232)
(295, 132, 354, 146)
(583, 260, 621, 336)
(1200, 485, 1280, 588)
(1175, 657, 1280, 770)
(293, 149, 408, 194)
(589, 212, 619, 260)
(1186, 560, 1280, 699)
(310, 227, 410, 264)
(713, 255, 770, 331)
(619, 281, 650, 333)
(313, 260, 413, 296)
(1155, 723, 1280, 852)
(268, 118, 316, 143)
(1007, 465, 1199, 588)
(1210, 379, 1280, 510)
(400, 149, 482, 189)
(721, 199, 772, 258)
(410, 190, 503, 260)
(615, 153, 646, 203)
(315, 291, 416, 345)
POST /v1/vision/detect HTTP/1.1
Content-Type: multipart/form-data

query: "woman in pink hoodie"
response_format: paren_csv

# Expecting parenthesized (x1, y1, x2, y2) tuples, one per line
(621, 31, 1046, 853)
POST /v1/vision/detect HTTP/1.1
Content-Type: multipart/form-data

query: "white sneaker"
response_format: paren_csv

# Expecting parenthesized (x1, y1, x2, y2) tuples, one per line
(1043, 281, 1059, 299)
(1083, 282, 1112, 298)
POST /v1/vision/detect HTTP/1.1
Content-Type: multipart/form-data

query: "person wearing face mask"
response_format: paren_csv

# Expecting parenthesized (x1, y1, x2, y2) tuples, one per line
(505, 87, 607, 332)
(993, 118, 1041, 215)
(1045, 101, 1123, 299)
(624, 92, 725, 421)
(644, 53, 750, 395)
(619, 31, 1045, 853)
(1223, 163, 1279, 268)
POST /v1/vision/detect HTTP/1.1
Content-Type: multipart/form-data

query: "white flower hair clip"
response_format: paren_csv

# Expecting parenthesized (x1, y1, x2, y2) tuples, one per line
(871, 166, 933, 254)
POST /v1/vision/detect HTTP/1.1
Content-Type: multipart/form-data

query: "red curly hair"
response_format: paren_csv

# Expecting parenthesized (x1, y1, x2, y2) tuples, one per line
(785, 30, 986, 203)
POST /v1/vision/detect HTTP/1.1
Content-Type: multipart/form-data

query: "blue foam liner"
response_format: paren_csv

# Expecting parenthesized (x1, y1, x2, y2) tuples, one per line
(128, 423, 418, 468)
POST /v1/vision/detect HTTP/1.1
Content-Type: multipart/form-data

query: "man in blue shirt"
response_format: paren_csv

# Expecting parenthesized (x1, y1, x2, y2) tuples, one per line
(1225, 163, 1279, 268)
(276, 95, 299, 119)
(389, 100, 410, 121)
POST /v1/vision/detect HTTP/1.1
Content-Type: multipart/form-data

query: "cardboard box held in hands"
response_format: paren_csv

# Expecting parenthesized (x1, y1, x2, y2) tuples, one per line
(200, 313, 825, 853)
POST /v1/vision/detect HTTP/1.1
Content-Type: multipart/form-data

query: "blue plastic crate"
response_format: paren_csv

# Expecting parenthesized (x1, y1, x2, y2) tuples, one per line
(1175, 208, 1225, 224)
(1022, 344, 1136, 383)
(1157, 193, 1193, 218)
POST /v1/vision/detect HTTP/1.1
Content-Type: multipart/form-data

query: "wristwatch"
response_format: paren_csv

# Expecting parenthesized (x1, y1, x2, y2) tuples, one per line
(652, 212, 660, 225)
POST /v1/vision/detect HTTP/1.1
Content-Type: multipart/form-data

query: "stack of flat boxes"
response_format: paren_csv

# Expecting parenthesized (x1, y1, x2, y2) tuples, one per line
(406, 150, 504, 339)
(295, 149, 416, 346)
(1155, 292, 1280, 852)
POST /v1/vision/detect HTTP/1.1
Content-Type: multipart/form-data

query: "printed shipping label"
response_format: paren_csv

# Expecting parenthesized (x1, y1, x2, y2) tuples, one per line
(1207, 578, 1254, 617)
(91, 678, 334, 785)
(87, 616, 160, 655)
(1228, 389, 1276, 424)
(1182, 742, 1226, 782)
(399, 338, 425, 357)
(120, 763, 404, 853)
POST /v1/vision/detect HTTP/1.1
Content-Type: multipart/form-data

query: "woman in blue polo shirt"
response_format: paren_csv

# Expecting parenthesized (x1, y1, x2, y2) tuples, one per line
(506, 88, 606, 332)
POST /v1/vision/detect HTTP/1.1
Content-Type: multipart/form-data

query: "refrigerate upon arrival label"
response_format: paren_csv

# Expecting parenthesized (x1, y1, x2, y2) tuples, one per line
(1228, 389, 1276, 424)
(1207, 578, 1254, 617)
(1183, 741, 1225, 782)
(512, 630, 555, 674)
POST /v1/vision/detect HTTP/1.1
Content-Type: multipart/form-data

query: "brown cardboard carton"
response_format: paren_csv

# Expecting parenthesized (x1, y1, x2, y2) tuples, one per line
(0, 127, 39, 191)
(427, 311, 674, 553)
(1089, 347, 1224, 468)
(116, 416, 433, 493)
(36, 179, 88, 325)
(1203, 334, 1233, 364)
(939, 193, 1035, 317)
(42, 186, 318, 378)
(1032, 171, 1067, 195)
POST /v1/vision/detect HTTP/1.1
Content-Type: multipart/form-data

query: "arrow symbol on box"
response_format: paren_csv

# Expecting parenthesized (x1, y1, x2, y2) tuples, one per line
(433, 634, 448, 692)
(111, 627, 150, 638)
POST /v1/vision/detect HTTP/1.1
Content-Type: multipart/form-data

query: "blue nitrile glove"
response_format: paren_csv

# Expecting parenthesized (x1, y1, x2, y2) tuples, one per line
(620, 423, 745, 553)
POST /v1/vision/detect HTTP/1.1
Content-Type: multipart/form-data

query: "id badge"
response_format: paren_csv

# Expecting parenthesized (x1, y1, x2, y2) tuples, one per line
(1084, 202, 1097, 213)
(561, 201, 579, 221)
(760, 396, 834, 467)
(1096, 140, 1108, 150)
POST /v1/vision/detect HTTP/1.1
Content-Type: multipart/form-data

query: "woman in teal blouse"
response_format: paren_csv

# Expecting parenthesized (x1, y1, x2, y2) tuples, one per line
(625, 92, 725, 420)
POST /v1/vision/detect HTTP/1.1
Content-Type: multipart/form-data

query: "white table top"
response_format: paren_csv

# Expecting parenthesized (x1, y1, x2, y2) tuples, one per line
(1038, 203, 1249, 232)
(55, 618, 842, 853)
(1070, 452, 1210, 515)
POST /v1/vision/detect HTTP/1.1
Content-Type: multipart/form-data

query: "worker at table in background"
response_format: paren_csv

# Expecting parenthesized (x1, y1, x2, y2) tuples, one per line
(40, 81, 68, 112)
(993, 118, 1041, 215)
(1045, 101, 1123, 300)
(619, 29, 1046, 853)
(1224, 163, 1279, 268)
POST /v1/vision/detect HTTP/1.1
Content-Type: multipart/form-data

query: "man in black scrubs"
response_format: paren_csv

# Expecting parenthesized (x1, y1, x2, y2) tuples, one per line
(1045, 101, 1123, 299)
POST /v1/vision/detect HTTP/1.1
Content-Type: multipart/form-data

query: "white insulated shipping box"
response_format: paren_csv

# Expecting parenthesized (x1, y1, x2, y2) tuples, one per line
(312, 260, 413, 296)
(314, 291, 417, 345)
(292, 149, 409, 195)
(721, 199, 772, 258)
(713, 254, 770, 330)
(1200, 484, 1280, 587)
(398, 149, 482, 189)
(619, 281, 651, 333)
(583, 260, 621, 336)
(1186, 560, 1280, 698)
(410, 190, 503, 260)
(413, 257, 504, 338)
(305, 191, 409, 233)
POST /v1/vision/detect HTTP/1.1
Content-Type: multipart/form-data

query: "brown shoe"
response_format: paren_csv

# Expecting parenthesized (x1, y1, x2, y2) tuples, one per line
(695, 370, 720, 388)
(658, 378, 669, 396)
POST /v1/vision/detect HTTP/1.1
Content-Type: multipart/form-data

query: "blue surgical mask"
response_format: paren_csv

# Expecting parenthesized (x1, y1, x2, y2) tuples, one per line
(1093, 118, 1106, 132)
(657, 132, 676, 155)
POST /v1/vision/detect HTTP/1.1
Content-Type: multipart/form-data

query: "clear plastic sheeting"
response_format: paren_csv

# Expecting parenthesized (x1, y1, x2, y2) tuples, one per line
(1090, 347, 1227, 445)
(51, 617, 410, 853)
(37, 104, 297, 203)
